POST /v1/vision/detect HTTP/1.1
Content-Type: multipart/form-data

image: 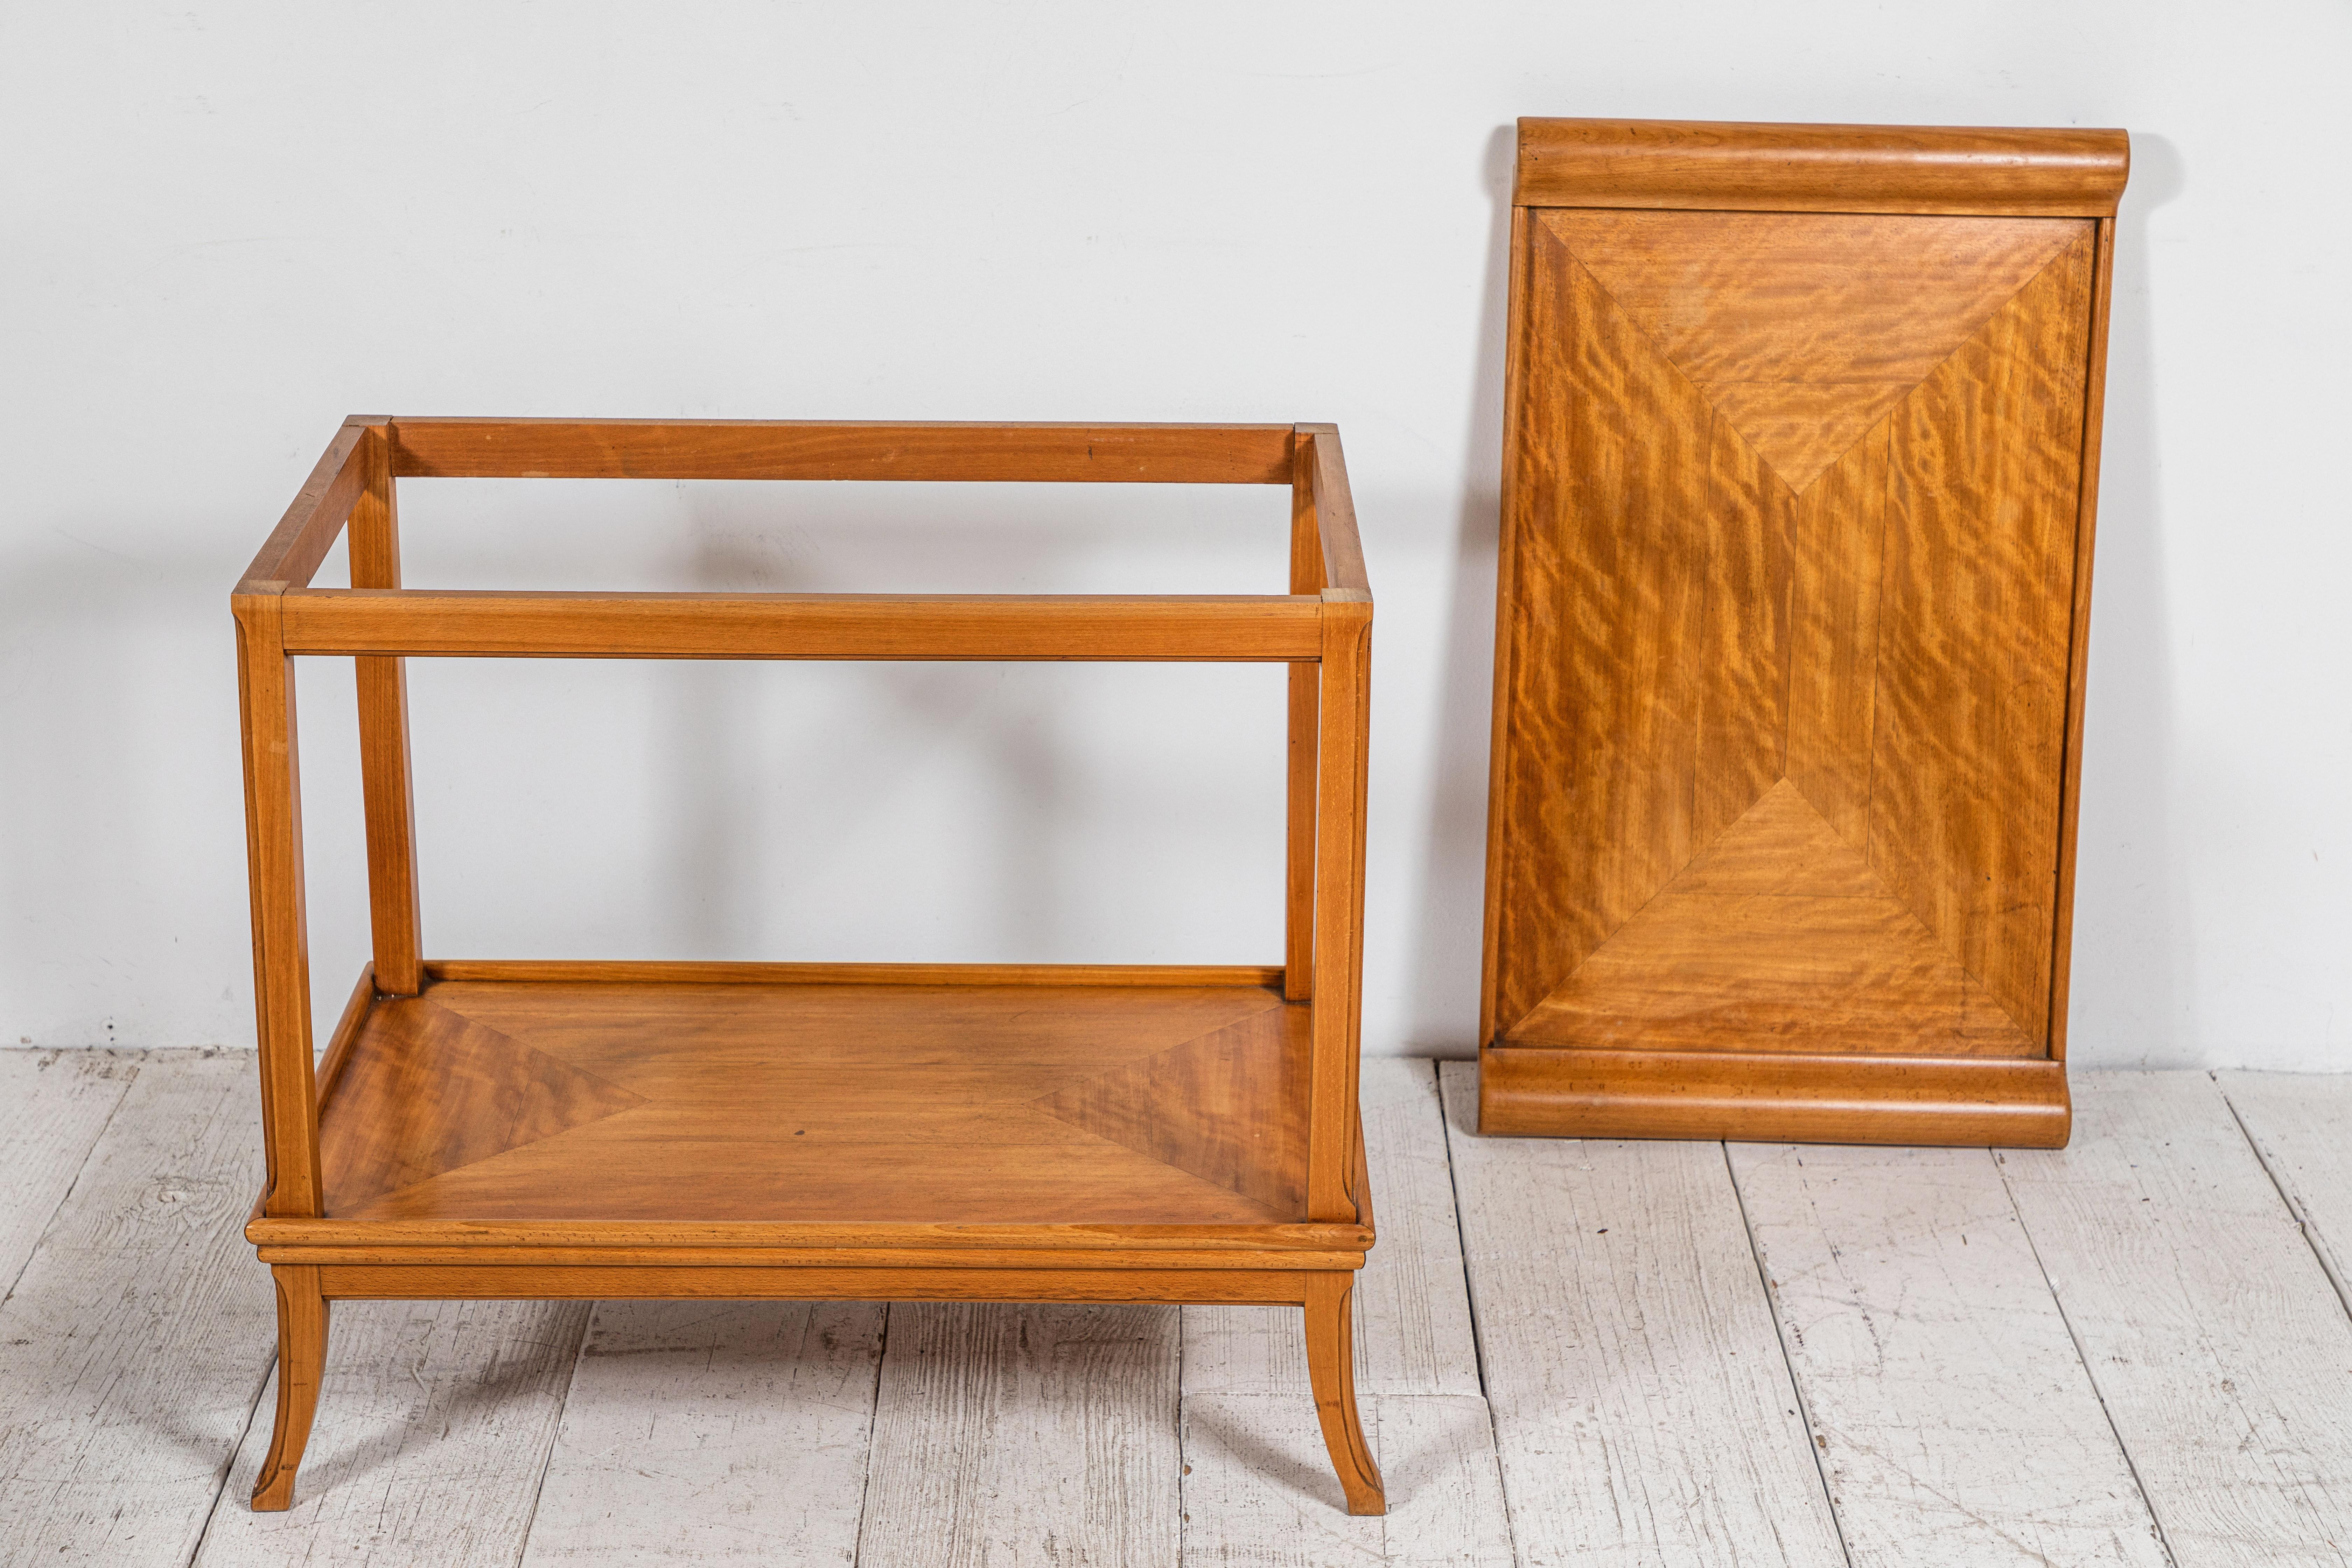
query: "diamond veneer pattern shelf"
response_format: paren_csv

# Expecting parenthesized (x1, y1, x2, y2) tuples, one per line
(317, 981, 1312, 1224)
(1495, 209, 2096, 1057)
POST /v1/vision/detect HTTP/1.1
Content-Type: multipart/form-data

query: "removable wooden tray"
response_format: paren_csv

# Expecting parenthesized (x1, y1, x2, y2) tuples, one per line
(232, 418, 1383, 1514)
(1479, 120, 2129, 1147)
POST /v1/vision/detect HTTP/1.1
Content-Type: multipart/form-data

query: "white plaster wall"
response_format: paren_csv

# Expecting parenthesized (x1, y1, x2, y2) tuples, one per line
(1, 1, 2344, 1068)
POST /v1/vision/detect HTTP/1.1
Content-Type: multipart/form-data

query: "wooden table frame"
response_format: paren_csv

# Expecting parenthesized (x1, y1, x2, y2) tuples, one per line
(233, 418, 1382, 1514)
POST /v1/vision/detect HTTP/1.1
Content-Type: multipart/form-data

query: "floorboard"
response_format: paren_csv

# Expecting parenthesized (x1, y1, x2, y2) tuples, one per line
(197, 1298, 588, 1566)
(2000, 1071, 2352, 1567)
(0, 1052, 273, 1567)
(1440, 1063, 1845, 1568)
(519, 1301, 884, 1565)
(1729, 1141, 2169, 1567)
(1181, 1393, 1513, 1566)
(5, 1056, 2349, 1566)
(0, 1050, 134, 1296)
(855, 1301, 1181, 1567)
(2216, 1071, 2352, 1318)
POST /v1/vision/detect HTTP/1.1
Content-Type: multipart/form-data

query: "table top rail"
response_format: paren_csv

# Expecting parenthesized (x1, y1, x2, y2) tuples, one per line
(269, 586, 1333, 661)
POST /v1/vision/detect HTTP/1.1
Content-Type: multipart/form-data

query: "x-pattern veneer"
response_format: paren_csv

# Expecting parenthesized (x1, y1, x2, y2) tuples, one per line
(233, 418, 1383, 1514)
(1480, 120, 2129, 1146)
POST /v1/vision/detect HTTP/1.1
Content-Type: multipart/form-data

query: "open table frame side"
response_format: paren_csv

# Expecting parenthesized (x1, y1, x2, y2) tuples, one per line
(231, 417, 1384, 1516)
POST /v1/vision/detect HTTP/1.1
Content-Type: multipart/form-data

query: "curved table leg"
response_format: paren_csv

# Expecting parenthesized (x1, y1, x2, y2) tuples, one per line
(1303, 1270, 1385, 1515)
(250, 1264, 329, 1511)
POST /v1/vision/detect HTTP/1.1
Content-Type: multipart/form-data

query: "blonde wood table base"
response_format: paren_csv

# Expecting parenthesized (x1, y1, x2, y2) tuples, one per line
(232, 419, 1382, 1516)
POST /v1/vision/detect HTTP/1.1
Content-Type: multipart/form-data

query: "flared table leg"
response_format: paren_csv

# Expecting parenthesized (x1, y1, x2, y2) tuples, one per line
(250, 1264, 329, 1511)
(1303, 1271, 1385, 1515)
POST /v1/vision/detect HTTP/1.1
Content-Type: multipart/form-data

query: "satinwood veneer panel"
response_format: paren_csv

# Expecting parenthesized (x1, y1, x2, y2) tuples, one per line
(1482, 119, 2124, 1146)
(315, 976, 1311, 1226)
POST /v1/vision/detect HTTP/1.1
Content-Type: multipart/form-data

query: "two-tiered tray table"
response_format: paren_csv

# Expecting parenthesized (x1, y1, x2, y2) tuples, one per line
(233, 418, 1382, 1513)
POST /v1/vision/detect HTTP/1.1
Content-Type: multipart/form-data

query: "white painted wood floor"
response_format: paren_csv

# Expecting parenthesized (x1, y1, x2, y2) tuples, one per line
(2, 1052, 2350, 1566)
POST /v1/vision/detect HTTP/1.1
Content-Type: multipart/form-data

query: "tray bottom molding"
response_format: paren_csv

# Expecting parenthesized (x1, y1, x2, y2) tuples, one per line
(1478, 1045, 2070, 1147)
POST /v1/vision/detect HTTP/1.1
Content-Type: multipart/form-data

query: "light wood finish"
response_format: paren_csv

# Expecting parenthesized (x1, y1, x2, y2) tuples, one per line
(421, 957, 1286, 988)
(1304, 1274, 1386, 1514)
(2048, 218, 2120, 1063)
(235, 417, 378, 594)
(1728, 1142, 2169, 1565)
(1177, 1057, 1507, 1550)
(346, 435, 422, 996)
(2001, 1074, 2352, 1566)
(279, 588, 1325, 662)
(313, 1264, 1319, 1302)
(1286, 433, 1322, 1002)
(1515, 117, 2129, 216)
(1440, 1064, 1848, 1565)
(390, 417, 1296, 483)
(246, 1267, 326, 1511)
(233, 597, 322, 1216)
(230, 418, 1379, 1513)
(1479, 1043, 2069, 1146)
(307, 978, 1308, 1226)
(1482, 119, 2123, 1144)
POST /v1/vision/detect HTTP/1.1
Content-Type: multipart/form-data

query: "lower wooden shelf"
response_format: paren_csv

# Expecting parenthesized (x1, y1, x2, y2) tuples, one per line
(290, 962, 1332, 1233)
(241, 963, 1383, 1511)
(255, 962, 1382, 1252)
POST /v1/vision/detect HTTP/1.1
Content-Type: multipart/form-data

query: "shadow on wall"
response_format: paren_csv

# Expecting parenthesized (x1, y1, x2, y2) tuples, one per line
(2066, 130, 2187, 1065)
(1401, 124, 1516, 1057)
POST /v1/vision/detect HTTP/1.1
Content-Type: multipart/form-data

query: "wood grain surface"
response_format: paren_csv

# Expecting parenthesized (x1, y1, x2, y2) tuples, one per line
(1515, 118, 2130, 216)
(1486, 144, 2115, 1140)
(228, 415, 1380, 1513)
(1478, 1042, 2068, 1146)
(278, 587, 1325, 662)
(347, 435, 424, 997)
(389, 418, 1296, 484)
(312, 976, 1313, 1226)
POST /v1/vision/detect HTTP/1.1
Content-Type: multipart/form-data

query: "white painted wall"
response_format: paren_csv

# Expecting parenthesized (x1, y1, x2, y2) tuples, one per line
(2, 1, 2345, 1069)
